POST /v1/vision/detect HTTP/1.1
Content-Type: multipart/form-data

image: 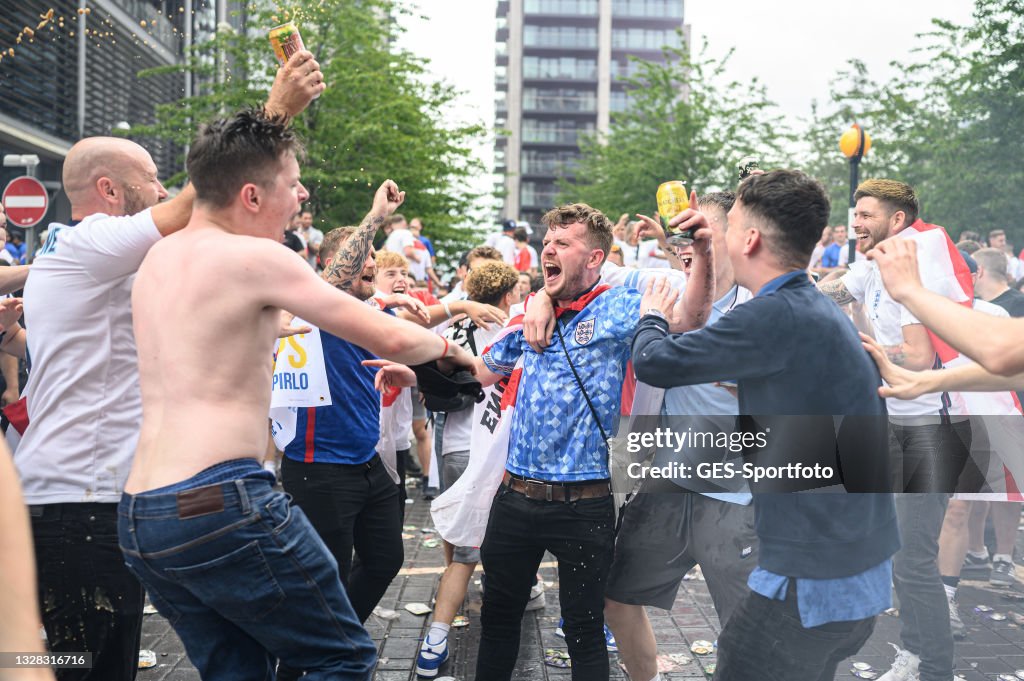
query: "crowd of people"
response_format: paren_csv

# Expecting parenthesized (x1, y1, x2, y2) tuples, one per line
(0, 50, 1022, 681)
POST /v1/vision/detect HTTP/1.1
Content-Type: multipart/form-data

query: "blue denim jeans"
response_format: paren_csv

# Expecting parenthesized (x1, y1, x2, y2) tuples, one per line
(118, 460, 376, 680)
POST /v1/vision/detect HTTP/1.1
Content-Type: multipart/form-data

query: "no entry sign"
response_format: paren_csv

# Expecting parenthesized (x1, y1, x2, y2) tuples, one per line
(2, 176, 49, 228)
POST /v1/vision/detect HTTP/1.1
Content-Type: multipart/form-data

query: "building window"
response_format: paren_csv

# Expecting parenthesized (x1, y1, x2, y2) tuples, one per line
(522, 87, 596, 113)
(611, 27, 682, 50)
(611, 0, 684, 18)
(524, 0, 599, 15)
(523, 56, 597, 80)
(523, 25, 598, 49)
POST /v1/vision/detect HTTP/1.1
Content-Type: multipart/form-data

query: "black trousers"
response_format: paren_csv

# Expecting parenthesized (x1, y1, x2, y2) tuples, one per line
(280, 454, 403, 621)
(476, 484, 616, 681)
(31, 502, 144, 681)
(714, 589, 875, 681)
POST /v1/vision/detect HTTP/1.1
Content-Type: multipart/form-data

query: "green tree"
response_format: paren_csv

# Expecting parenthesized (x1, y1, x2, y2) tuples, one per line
(558, 38, 789, 218)
(131, 0, 488, 265)
(803, 0, 1024, 242)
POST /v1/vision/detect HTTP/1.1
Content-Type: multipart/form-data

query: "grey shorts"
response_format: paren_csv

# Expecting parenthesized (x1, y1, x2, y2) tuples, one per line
(410, 386, 427, 421)
(605, 482, 757, 625)
(441, 450, 480, 564)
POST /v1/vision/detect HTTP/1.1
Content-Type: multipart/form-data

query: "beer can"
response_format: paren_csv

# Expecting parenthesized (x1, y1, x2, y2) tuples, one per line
(656, 180, 690, 235)
(269, 22, 305, 66)
(737, 156, 760, 180)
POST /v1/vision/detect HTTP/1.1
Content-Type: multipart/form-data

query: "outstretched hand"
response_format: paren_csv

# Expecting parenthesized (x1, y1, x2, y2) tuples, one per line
(361, 359, 418, 391)
(641, 277, 679, 320)
(371, 179, 406, 218)
(0, 297, 23, 333)
(265, 50, 325, 118)
(278, 310, 312, 339)
(462, 301, 508, 331)
(860, 332, 928, 400)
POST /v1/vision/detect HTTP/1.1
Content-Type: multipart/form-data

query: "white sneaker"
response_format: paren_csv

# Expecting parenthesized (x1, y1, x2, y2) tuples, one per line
(877, 644, 921, 681)
(947, 593, 966, 639)
(524, 578, 546, 611)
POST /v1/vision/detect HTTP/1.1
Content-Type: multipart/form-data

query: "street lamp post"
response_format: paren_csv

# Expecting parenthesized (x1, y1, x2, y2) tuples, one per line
(839, 123, 871, 265)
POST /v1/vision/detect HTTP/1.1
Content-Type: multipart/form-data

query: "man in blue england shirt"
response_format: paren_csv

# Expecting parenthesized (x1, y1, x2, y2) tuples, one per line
(633, 170, 899, 681)
(468, 202, 715, 681)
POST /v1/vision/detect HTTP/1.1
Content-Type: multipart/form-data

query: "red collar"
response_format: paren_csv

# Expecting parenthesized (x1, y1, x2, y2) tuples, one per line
(553, 284, 611, 318)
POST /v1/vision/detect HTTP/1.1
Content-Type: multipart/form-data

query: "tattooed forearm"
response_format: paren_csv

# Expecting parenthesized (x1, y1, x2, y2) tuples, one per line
(883, 345, 908, 366)
(323, 213, 389, 293)
(818, 279, 856, 306)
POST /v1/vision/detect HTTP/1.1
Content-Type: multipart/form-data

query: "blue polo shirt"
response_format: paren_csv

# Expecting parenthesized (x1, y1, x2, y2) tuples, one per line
(483, 286, 641, 482)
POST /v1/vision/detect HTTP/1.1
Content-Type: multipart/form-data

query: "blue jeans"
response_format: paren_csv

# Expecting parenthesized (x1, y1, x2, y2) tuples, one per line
(892, 493, 953, 681)
(118, 460, 376, 680)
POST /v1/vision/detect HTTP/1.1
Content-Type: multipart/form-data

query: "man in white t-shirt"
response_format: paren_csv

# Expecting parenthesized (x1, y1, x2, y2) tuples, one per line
(484, 220, 518, 265)
(9, 54, 323, 681)
(384, 213, 430, 282)
(296, 209, 324, 269)
(819, 178, 971, 681)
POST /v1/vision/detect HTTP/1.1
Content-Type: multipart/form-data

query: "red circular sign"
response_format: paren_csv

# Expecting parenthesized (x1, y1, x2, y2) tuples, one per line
(2, 176, 49, 228)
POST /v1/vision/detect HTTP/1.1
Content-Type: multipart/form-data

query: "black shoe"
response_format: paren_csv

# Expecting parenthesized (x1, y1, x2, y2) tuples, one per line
(424, 486, 439, 501)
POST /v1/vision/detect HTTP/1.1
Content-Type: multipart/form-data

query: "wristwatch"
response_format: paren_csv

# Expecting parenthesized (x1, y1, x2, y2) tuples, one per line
(642, 308, 668, 321)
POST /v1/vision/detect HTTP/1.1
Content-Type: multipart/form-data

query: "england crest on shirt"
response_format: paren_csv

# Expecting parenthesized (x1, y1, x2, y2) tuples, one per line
(574, 318, 595, 345)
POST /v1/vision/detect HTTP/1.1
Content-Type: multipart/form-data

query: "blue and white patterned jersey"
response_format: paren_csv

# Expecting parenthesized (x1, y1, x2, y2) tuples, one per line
(482, 286, 641, 482)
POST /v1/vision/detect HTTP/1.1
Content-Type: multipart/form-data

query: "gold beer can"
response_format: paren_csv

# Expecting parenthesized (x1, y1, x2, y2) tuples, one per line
(269, 22, 305, 66)
(656, 180, 690, 235)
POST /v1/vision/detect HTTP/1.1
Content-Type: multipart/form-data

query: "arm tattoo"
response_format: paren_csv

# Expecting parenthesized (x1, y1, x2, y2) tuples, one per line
(818, 279, 856, 306)
(323, 213, 388, 292)
(883, 345, 908, 366)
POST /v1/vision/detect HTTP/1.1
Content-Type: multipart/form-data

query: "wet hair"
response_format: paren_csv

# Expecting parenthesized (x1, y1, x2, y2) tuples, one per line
(854, 179, 919, 227)
(541, 203, 613, 260)
(465, 261, 519, 306)
(376, 250, 409, 271)
(187, 107, 304, 209)
(736, 169, 831, 270)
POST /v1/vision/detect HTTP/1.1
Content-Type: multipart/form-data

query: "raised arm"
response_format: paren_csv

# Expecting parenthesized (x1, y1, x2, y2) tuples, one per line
(663, 193, 715, 332)
(263, 242, 472, 371)
(870, 238, 1024, 376)
(323, 180, 403, 292)
(151, 52, 324, 239)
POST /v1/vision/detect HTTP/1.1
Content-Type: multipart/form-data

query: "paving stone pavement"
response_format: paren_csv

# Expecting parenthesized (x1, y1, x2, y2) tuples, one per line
(138, 486, 1024, 680)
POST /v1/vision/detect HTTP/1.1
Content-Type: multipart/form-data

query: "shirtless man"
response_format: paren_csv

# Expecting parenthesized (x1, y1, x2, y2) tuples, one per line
(117, 108, 474, 680)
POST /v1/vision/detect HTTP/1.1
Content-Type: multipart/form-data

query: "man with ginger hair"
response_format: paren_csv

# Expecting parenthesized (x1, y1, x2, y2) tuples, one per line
(467, 201, 714, 681)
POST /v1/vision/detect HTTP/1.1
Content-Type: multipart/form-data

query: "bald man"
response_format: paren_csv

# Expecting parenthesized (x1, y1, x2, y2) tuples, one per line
(12, 51, 323, 681)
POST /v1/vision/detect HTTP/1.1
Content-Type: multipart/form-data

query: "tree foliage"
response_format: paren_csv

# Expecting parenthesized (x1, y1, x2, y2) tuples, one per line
(803, 0, 1024, 240)
(131, 0, 488, 262)
(558, 38, 789, 218)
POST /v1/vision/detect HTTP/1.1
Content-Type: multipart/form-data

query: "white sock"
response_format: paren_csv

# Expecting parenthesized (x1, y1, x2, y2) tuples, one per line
(425, 621, 450, 646)
(944, 584, 957, 600)
(968, 548, 989, 560)
(993, 553, 1013, 564)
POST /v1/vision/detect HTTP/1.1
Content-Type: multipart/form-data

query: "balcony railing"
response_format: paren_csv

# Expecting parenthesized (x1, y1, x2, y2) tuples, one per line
(522, 128, 584, 144)
(523, 95, 596, 113)
(525, 0, 599, 15)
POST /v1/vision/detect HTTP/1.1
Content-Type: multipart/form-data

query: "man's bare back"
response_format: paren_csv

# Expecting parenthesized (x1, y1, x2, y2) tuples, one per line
(126, 147, 472, 493)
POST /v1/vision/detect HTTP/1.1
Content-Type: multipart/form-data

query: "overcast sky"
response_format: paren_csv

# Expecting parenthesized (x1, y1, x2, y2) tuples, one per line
(395, 0, 976, 206)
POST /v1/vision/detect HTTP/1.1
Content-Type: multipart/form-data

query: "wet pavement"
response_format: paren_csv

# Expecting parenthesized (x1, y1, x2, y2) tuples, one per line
(137, 486, 1024, 680)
